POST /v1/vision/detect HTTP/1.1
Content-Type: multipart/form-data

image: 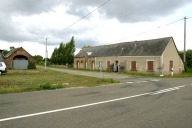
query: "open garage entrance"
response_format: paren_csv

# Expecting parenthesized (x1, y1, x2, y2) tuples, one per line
(13, 55, 29, 70)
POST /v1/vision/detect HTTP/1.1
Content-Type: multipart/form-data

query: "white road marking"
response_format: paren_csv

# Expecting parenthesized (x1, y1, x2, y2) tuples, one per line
(150, 79, 160, 82)
(0, 92, 150, 122)
(126, 79, 159, 84)
(0, 85, 186, 122)
(142, 81, 148, 83)
(149, 85, 185, 95)
(126, 82, 134, 84)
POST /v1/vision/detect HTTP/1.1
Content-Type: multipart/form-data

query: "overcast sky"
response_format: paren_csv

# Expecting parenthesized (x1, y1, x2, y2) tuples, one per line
(0, 0, 192, 57)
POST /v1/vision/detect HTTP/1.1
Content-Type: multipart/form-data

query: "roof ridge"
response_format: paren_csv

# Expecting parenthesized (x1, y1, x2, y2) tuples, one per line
(76, 37, 172, 57)
(4, 47, 21, 58)
(84, 36, 172, 49)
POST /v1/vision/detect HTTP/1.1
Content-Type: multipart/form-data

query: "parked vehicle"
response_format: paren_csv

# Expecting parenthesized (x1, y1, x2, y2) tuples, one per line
(0, 62, 7, 75)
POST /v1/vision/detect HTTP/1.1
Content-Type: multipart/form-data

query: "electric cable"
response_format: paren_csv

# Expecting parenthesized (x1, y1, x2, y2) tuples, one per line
(47, 0, 112, 39)
(109, 17, 184, 43)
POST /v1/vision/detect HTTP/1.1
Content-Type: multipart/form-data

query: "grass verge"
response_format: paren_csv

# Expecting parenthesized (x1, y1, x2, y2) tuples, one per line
(45, 65, 192, 77)
(0, 69, 119, 94)
(122, 71, 192, 77)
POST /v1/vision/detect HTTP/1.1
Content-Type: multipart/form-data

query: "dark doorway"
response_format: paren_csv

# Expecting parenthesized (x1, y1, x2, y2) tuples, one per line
(114, 61, 119, 72)
(169, 61, 173, 71)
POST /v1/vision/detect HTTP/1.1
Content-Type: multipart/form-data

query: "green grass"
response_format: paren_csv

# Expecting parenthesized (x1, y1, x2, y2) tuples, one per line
(121, 71, 192, 78)
(121, 71, 159, 77)
(164, 72, 192, 77)
(48, 65, 192, 77)
(0, 69, 119, 94)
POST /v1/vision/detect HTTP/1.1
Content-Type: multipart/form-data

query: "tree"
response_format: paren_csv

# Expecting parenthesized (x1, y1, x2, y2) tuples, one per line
(50, 36, 76, 65)
(2, 49, 9, 56)
(179, 50, 192, 72)
(58, 43, 65, 64)
(66, 36, 75, 64)
(186, 50, 192, 67)
(34, 55, 43, 65)
(50, 48, 58, 65)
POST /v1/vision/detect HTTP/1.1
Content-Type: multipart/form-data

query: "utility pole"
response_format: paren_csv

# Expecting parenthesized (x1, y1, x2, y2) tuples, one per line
(45, 38, 48, 70)
(183, 17, 186, 65)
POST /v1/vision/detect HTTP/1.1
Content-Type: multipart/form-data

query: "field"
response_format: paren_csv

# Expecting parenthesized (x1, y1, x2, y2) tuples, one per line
(0, 69, 118, 94)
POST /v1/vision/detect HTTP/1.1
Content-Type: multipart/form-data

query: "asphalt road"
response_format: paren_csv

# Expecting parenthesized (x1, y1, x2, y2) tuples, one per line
(0, 77, 192, 128)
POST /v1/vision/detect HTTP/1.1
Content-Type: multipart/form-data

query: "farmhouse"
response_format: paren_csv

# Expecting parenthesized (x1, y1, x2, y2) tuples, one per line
(5, 47, 35, 70)
(74, 37, 184, 75)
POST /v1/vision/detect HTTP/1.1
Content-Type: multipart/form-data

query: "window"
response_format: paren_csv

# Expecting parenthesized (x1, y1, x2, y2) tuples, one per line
(107, 61, 110, 70)
(169, 61, 173, 71)
(85, 61, 88, 69)
(131, 61, 137, 71)
(147, 61, 154, 71)
(92, 61, 95, 70)
(97, 61, 103, 70)
(76, 61, 79, 68)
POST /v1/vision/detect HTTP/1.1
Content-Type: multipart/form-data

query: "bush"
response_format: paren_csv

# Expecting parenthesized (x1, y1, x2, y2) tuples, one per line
(39, 82, 52, 90)
(185, 67, 192, 72)
(98, 78, 118, 83)
(39, 82, 64, 90)
(28, 62, 36, 69)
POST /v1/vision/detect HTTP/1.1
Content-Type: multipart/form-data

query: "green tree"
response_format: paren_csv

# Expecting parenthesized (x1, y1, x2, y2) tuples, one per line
(34, 55, 43, 65)
(28, 61, 36, 69)
(186, 50, 192, 67)
(66, 36, 75, 64)
(50, 48, 58, 65)
(50, 36, 75, 65)
(179, 50, 192, 72)
(2, 49, 9, 56)
(58, 43, 66, 65)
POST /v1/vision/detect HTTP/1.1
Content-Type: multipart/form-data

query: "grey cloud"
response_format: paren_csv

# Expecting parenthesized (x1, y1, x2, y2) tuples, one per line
(75, 38, 99, 49)
(0, 13, 25, 42)
(0, 0, 192, 49)
(44, 34, 99, 49)
(66, 0, 192, 22)
(66, 0, 103, 17)
(102, 0, 192, 22)
(0, 0, 63, 15)
(0, 0, 64, 43)
(0, 13, 41, 42)
(45, 27, 98, 48)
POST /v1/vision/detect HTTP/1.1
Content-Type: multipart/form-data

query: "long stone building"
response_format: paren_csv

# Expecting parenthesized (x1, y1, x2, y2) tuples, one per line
(74, 37, 184, 75)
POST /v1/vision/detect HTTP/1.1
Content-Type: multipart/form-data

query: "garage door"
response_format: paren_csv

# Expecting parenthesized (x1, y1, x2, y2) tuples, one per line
(13, 60, 29, 69)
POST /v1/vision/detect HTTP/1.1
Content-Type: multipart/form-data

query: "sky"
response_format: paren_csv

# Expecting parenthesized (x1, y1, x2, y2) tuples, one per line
(0, 0, 192, 58)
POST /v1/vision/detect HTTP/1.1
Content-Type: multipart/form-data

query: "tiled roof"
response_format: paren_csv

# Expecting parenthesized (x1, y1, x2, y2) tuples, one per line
(75, 37, 172, 57)
(4, 47, 20, 58)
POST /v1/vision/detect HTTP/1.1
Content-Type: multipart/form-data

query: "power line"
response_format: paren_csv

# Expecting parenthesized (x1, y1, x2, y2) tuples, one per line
(187, 16, 192, 20)
(44, 0, 113, 66)
(156, 18, 183, 28)
(109, 18, 184, 43)
(47, 0, 112, 39)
